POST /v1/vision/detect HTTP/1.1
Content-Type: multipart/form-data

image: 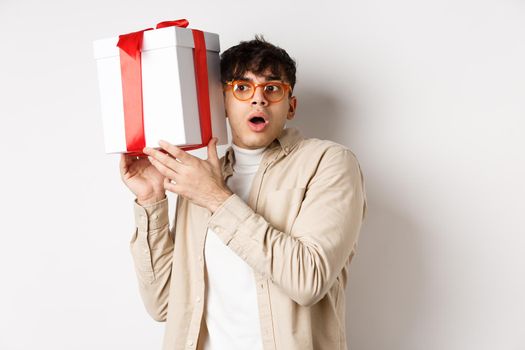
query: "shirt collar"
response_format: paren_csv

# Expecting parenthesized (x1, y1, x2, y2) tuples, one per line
(221, 127, 304, 176)
(270, 126, 304, 155)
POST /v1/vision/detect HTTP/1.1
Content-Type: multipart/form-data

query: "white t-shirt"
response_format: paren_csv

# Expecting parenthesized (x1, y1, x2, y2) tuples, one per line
(202, 144, 265, 350)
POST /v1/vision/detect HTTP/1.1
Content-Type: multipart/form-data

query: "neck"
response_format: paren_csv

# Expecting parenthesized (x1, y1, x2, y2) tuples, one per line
(231, 143, 265, 168)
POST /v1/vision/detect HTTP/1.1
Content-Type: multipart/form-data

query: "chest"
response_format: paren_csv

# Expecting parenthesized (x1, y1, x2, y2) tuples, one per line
(245, 155, 316, 234)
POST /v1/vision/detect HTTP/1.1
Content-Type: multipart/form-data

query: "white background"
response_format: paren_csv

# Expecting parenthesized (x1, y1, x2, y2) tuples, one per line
(0, 0, 524, 349)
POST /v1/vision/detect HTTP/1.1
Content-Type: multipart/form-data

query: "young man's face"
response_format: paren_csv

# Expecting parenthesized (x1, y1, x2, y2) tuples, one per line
(224, 71, 297, 150)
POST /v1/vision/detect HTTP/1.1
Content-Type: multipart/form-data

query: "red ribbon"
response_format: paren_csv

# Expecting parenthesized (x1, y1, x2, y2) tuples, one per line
(182, 29, 212, 152)
(155, 19, 189, 29)
(116, 19, 212, 154)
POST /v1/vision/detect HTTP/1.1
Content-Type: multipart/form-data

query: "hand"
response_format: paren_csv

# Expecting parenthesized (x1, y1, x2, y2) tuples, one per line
(120, 154, 166, 205)
(143, 138, 233, 213)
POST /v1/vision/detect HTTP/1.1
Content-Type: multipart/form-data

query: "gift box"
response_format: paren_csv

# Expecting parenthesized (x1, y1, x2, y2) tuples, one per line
(93, 20, 227, 154)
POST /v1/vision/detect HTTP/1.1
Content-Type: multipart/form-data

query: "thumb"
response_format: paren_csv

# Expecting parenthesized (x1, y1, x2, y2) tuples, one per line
(119, 154, 132, 177)
(207, 137, 220, 166)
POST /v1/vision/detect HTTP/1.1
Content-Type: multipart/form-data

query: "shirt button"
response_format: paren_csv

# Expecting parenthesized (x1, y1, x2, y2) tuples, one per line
(196, 297, 201, 303)
(188, 340, 194, 347)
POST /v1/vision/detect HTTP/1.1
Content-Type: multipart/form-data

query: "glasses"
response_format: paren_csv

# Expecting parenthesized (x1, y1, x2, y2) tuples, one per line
(224, 80, 292, 102)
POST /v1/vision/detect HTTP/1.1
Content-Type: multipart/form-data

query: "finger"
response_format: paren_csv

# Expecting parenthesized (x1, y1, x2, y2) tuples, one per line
(164, 177, 183, 195)
(158, 140, 195, 164)
(120, 154, 126, 168)
(119, 154, 128, 177)
(120, 154, 136, 176)
(206, 137, 220, 167)
(148, 156, 179, 180)
(120, 153, 134, 166)
(143, 147, 184, 172)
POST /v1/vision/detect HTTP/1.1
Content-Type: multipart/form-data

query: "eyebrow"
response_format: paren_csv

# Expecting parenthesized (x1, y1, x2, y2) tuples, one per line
(237, 75, 284, 82)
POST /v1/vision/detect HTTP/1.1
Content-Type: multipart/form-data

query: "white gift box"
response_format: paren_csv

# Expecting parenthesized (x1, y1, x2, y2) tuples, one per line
(93, 25, 227, 154)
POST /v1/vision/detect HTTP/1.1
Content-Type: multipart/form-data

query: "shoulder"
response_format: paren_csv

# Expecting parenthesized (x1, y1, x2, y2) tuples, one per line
(293, 136, 361, 168)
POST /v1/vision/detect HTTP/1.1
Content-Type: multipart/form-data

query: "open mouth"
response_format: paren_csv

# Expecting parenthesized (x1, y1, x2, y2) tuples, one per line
(247, 114, 269, 132)
(249, 116, 267, 124)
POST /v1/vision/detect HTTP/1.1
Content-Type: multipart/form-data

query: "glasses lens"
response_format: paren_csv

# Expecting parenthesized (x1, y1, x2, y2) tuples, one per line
(233, 82, 253, 100)
(264, 83, 285, 102)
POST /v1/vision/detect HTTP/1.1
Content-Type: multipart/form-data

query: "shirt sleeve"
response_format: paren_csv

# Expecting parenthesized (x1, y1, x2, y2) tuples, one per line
(129, 197, 173, 321)
(207, 148, 367, 307)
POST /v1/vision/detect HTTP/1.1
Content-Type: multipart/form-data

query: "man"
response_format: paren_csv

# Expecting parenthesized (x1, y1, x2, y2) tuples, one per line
(120, 36, 367, 350)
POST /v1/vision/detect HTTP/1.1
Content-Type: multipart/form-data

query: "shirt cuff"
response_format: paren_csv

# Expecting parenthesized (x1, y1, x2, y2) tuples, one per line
(134, 197, 169, 231)
(208, 194, 253, 244)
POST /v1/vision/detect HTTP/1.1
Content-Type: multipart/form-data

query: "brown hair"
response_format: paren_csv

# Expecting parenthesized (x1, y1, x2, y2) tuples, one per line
(220, 35, 297, 90)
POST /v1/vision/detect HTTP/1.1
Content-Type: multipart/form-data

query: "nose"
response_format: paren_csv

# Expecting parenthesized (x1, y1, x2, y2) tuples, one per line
(250, 85, 268, 106)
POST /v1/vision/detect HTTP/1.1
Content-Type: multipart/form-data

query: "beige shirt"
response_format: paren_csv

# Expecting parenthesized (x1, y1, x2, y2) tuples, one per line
(130, 127, 367, 350)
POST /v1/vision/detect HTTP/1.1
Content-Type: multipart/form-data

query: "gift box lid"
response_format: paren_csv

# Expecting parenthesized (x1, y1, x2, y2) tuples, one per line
(93, 26, 220, 60)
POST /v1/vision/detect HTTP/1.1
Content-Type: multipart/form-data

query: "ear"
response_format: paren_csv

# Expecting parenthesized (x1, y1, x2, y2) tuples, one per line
(287, 96, 297, 120)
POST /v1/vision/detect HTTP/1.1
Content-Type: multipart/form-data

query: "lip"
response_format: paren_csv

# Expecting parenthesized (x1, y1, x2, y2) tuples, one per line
(246, 111, 269, 132)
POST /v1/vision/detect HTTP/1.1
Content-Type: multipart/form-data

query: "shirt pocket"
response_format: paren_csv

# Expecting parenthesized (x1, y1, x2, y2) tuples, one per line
(260, 187, 306, 233)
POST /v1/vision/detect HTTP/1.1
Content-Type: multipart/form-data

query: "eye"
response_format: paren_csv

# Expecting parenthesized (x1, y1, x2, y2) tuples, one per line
(234, 82, 252, 92)
(265, 83, 282, 92)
